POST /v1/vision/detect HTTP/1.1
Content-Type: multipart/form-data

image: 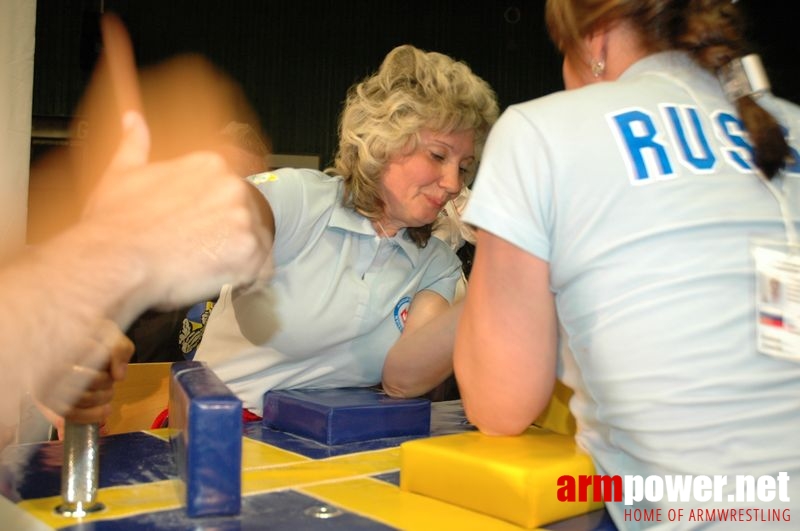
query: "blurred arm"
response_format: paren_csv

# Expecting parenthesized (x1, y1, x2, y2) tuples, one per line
(0, 111, 273, 441)
(231, 181, 277, 344)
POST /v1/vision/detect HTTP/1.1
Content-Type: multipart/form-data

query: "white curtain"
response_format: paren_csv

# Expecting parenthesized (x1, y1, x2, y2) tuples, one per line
(0, 0, 36, 259)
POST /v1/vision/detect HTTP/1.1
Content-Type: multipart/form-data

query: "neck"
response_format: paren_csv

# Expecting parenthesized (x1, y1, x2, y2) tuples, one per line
(598, 20, 650, 80)
(373, 219, 398, 238)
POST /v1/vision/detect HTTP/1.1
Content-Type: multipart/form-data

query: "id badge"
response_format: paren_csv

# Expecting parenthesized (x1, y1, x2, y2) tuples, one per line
(752, 239, 800, 361)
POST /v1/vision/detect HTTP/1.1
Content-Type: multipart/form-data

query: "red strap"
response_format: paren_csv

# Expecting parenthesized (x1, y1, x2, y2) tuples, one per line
(242, 409, 263, 423)
(151, 407, 170, 429)
(150, 407, 261, 429)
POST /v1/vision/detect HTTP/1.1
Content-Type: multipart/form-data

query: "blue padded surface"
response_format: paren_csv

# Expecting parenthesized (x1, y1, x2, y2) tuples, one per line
(262, 387, 431, 445)
(58, 489, 396, 531)
(170, 361, 242, 517)
(0, 432, 173, 502)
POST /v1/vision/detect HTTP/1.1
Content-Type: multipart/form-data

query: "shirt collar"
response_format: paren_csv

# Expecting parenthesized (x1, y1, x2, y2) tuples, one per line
(328, 200, 421, 266)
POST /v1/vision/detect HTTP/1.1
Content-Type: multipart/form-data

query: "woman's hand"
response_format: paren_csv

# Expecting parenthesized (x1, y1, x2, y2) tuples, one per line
(33, 320, 134, 439)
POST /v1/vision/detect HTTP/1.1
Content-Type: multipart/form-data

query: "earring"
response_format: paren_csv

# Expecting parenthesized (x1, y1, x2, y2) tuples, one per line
(590, 58, 606, 78)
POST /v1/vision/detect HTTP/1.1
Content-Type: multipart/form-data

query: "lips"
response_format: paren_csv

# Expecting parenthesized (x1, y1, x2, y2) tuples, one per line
(425, 195, 447, 210)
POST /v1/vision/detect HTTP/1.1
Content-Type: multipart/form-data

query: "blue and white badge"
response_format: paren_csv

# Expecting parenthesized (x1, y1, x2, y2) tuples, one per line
(752, 239, 800, 361)
(393, 295, 411, 331)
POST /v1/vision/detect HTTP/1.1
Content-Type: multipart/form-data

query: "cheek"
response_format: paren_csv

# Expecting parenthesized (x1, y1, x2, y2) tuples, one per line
(413, 158, 442, 187)
(380, 167, 412, 207)
(382, 156, 442, 207)
(397, 159, 436, 190)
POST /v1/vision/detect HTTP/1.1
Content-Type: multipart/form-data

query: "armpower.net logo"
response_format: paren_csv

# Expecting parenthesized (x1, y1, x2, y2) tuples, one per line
(558, 473, 792, 525)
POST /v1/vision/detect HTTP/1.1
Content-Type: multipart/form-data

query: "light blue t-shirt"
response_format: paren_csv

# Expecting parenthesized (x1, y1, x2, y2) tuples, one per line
(195, 168, 461, 413)
(465, 52, 800, 527)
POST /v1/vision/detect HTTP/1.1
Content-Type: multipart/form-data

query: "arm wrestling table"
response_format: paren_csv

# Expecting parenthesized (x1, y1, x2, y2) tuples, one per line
(0, 399, 615, 530)
(8, 12, 614, 528)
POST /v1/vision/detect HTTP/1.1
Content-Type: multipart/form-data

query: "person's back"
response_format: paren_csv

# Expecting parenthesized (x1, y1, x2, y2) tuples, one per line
(455, 1, 800, 528)
(495, 48, 800, 515)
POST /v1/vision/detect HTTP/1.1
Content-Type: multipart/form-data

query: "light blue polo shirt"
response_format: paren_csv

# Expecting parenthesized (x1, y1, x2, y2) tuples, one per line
(194, 168, 462, 413)
(464, 52, 800, 526)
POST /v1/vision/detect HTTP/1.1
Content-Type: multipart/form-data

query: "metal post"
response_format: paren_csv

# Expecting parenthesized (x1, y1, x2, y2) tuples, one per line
(55, 422, 105, 517)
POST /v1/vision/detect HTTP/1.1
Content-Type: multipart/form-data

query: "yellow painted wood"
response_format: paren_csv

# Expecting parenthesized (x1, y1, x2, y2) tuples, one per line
(302, 476, 531, 530)
(243, 447, 399, 494)
(106, 363, 172, 435)
(533, 379, 576, 436)
(242, 437, 311, 469)
(18, 479, 182, 529)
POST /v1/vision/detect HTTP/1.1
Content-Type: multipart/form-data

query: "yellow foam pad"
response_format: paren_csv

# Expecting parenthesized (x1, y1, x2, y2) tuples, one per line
(400, 426, 602, 528)
(533, 379, 576, 436)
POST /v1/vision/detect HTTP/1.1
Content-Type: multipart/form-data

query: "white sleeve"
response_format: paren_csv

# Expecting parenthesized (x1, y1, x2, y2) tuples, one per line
(463, 106, 554, 263)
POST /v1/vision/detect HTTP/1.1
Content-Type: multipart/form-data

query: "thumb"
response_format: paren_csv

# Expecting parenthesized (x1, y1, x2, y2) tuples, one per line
(106, 111, 151, 175)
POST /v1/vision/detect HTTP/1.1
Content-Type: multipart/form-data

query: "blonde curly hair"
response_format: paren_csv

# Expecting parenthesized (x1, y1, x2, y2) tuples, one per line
(327, 44, 499, 247)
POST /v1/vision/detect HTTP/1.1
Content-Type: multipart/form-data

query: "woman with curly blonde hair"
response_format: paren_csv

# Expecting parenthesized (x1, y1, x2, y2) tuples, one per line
(194, 44, 498, 414)
(333, 45, 497, 246)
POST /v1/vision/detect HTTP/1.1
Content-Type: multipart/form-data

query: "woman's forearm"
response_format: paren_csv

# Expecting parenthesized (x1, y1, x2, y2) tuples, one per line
(381, 300, 463, 398)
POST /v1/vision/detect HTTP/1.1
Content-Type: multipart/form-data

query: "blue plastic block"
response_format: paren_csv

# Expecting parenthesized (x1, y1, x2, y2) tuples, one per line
(262, 387, 431, 445)
(169, 360, 242, 517)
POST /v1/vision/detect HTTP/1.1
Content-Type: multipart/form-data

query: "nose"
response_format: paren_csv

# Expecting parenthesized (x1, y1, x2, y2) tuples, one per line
(440, 163, 462, 196)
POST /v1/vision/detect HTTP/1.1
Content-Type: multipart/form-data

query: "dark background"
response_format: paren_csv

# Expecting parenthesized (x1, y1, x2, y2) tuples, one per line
(31, 0, 798, 170)
(27, 1, 798, 364)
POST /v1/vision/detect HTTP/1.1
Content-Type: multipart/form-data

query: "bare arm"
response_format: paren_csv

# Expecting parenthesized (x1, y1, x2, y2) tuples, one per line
(381, 289, 458, 398)
(80, 112, 273, 323)
(454, 229, 558, 435)
(0, 228, 144, 436)
(0, 111, 272, 439)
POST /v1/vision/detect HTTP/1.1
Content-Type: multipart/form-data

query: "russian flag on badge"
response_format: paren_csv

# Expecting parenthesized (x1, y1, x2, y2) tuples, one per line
(759, 311, 784, 327)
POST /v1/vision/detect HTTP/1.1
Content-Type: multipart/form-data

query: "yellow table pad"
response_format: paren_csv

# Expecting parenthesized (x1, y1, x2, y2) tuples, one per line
(400, 426, 603, 528)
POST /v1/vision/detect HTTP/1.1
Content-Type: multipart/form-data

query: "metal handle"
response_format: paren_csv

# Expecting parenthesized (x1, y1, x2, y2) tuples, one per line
(55, 422, 105, 517)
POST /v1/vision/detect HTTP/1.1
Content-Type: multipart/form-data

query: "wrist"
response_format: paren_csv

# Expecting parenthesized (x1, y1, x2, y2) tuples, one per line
(35, 222, 151, 329)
